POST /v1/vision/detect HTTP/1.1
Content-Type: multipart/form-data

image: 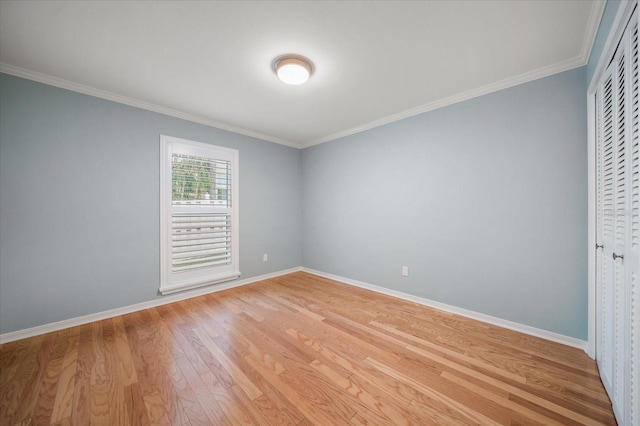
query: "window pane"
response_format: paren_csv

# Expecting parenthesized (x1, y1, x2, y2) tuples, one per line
(172, 153, 231, 207)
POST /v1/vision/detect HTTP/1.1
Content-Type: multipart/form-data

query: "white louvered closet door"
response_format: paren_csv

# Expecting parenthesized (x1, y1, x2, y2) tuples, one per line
(596, 64, 616, 402)
(594, 7, 640, 425)
(613, 34, 628, 418)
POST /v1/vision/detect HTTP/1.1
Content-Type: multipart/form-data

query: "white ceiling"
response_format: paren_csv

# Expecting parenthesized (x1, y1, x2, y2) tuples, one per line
(0, 1, 604, 148)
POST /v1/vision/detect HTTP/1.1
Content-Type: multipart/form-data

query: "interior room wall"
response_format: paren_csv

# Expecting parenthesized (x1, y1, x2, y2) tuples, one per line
(302, 67, 588, 339)
(1, 65, 590, 340)
(0, 73, 303, 334)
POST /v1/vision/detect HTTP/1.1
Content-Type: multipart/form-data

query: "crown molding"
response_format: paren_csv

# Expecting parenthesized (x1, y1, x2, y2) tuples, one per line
(302, 55, 588, 148)
(303, 2, 605, 149)
(1, 0, 605, 151)
(0, 63, 302, 149)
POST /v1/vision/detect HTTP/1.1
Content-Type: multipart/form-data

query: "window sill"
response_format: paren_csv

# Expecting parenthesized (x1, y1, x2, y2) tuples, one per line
(159, 271, 241, 295)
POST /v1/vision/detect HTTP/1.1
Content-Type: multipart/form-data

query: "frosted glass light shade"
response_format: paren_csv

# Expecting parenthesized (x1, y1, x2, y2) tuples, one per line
(275, 57, 312, 85)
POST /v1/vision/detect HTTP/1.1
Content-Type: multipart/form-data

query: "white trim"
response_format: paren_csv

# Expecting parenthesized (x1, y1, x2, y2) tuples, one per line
(588, 0, 637, 94)
(302, 1, 605, 149)
(0, 59, 589, 150)
(303, 57, 592, 148)
(302, 268, 588, 351)
(303, 0, 606, 148)
(1, 266, 588, 350)
(587, 88, 597, 359)
(159, 272, 241, 295)
(0, 63, 300, 149)
(0, 0, 606, 151)
(0, 267, 302, 344)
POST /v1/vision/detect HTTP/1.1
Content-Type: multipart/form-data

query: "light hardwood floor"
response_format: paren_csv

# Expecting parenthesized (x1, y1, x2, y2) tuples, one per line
(0, 272, 616, 425)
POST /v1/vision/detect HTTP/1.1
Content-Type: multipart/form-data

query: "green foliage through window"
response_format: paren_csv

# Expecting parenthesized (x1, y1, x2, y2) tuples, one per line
(172, 154, 230, 204)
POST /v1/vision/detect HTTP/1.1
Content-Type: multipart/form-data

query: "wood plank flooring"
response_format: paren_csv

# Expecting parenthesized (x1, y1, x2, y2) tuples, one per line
(0, 272, 616, 425)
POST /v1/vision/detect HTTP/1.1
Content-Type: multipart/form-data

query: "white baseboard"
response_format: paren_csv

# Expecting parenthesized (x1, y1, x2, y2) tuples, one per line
(1, 266, 588, 352)
(302, 268, 588, 352)
(0, 267, 303, 344)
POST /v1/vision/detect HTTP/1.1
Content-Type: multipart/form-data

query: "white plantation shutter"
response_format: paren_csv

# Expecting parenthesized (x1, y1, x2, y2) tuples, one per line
(172, 213, 231, 271)
(160, 135, 240, 295)
(171, 154, 232, 272)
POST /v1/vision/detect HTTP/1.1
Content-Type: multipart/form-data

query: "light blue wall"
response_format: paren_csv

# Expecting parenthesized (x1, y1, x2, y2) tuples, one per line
(0, 73, 302, 334)
(302, 67, 588, 339)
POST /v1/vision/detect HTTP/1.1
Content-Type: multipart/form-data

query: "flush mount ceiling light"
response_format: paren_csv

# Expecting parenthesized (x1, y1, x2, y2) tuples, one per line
(273, 55, 313, 85)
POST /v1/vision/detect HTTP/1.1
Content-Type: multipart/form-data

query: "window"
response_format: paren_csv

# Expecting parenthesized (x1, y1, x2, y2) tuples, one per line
(160, 135, 239, 294)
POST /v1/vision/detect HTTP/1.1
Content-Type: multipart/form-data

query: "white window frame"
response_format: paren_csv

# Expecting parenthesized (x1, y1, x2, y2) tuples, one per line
(160, 135, 240, 295)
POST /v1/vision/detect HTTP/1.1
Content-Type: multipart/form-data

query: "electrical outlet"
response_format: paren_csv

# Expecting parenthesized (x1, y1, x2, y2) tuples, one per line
(263, 254, 268, 262)
(402, 266, 409, 276)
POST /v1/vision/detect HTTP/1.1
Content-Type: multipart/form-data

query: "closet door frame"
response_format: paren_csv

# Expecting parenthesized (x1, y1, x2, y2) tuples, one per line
(587, 0, 637, 360)
(588, 2, 639, 424)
